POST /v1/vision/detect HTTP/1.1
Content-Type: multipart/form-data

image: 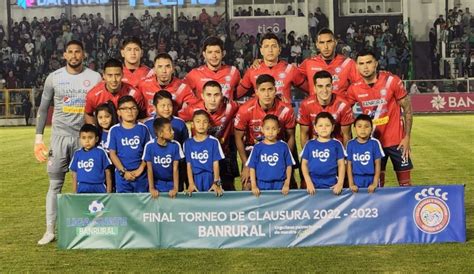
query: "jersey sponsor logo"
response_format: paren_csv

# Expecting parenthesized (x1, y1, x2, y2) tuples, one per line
(380, 88, 387, 97)
(311, 67, 323, 71)
(191, 150, 209, 164)
(224, 76, 231, 81)
(312, 149, 330, 162)
(78, 159, 94, 172)
(154, 154, 172, 168)
(362, 99, 387, 107)
(275, 80, 284, 88)
(121, 136, 141, 149)
(201, 78, 213, 82)
(352, 152, 371, 165)
(357, 93, 369, 98)
(373, 116, 389, 126)
(260, 153, 279, 167)
(413, 188, 450, 234)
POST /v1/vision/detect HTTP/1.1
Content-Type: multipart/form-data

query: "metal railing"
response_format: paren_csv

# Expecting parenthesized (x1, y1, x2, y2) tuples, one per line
(403, 78, 473, 94)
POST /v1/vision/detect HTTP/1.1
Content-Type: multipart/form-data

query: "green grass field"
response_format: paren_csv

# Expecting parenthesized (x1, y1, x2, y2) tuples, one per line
(1, 114, 473, 272)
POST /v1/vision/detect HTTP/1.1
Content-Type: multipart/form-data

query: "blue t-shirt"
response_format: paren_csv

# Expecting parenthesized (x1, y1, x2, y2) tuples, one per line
(106, 122, 151, 170)
(301, 139, 346, 177)
(246, 140, 295, 181)
(99, 130, 109, 150)
(69, 147, 112, 184)
(143, 140, 184, 181)
(184, 135, 225, 175)
(346, 138, 385, 175)
(144, 116, 190, 146)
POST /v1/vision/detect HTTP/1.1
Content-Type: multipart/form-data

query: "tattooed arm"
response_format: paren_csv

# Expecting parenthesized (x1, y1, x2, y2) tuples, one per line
(397, 95, 413, 159)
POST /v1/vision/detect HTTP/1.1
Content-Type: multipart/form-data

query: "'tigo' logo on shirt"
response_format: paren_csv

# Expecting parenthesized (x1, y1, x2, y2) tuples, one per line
(154, 155, 172, 168)
(191, 150, 209, 164)
(353, 152, 371, 165)
(312, 149, 330, 162)
(121, 136, 141, 149)
(78, 159, 94, 172)
(260, 153, 279, 167)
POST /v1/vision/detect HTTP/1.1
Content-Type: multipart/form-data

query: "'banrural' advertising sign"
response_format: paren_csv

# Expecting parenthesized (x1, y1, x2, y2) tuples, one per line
(411, 93, 474, 113)
(57, 186, 466, 249)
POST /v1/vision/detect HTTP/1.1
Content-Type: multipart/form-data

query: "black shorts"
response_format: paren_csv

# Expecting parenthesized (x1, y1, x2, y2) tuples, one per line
(382, 145, 414, 172)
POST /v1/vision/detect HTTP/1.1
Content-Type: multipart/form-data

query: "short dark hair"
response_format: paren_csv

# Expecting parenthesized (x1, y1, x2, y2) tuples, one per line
(256, 74, 275, 88)
(317, 28, 334, 40)
(153, 90, 173, 106)
(154, 53, 173, 63)
(203, 80, 222, 92)
(121, 36, 142, 49)
(202, 36, 224, 52)
(262, 114, 279, 126)
(94, 102, 118, 129)
(314, 111, 335, 125)
(260, 32, 280, 46)
(313, 70, 333, 84)
(354, 114, 373, 128)
(192, 109, 210, 121)
(65, 40, 84, 51)
(80, 123, 99, 137)
(103, 58, 123, 71)
(153, 117, 171, 135)
(118, 95, 138, 108)
(356, 50, 377, 61)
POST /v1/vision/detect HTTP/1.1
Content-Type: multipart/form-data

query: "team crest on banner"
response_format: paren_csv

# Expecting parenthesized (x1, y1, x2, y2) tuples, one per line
(413, 188, 450, 234)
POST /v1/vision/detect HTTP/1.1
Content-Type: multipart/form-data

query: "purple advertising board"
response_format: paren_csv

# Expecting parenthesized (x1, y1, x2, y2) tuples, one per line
(230, 17, 286, 37)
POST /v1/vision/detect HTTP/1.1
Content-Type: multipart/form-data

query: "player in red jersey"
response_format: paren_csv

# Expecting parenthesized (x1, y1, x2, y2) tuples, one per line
(179, 81, 239, 190)
(234, 74, 296, 190)
(236, 33, 308, 102)
(346, 50, 413, 187)
(299, 28, 361, 98)
(84, 58, 146, 125)
(120, 37, 153, 88)
(138, 53, 199, 116)
(298, 70, 354, 148)
(184, 36, 241, 101)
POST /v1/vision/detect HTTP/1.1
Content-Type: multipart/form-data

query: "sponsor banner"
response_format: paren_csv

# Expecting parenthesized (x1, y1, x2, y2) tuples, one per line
(230, 18, 286, 36)
(411, 93, 474, 113)
(57, 186, 466, 249)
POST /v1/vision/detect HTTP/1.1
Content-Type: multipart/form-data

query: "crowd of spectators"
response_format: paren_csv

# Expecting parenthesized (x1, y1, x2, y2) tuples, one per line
(0, 7, 331, 90)
(335, 18, 411, 79)
(430, 7, 473, 78)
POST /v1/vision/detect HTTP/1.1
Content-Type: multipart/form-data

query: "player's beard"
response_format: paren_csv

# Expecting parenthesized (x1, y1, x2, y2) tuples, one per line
(68, 61, 83, 69)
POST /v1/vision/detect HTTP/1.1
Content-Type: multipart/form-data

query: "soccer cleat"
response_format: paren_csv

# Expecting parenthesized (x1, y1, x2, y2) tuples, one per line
(37, 232, 55, 245)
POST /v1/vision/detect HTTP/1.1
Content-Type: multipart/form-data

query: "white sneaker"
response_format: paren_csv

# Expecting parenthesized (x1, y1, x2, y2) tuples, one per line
(37, 232, 55, 245)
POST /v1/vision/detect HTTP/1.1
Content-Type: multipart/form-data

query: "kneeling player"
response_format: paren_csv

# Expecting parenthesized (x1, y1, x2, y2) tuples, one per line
(70, 124, 112, 193)
(246, 114, 295, 197)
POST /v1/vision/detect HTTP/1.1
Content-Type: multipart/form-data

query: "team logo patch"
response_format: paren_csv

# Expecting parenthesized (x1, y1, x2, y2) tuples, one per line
(413, 188, 450, 234)
(335, 67, 341, 73)
(278, 73, 286, 79)
(83, 80, 91, 87)
(224, 76, 231, 81)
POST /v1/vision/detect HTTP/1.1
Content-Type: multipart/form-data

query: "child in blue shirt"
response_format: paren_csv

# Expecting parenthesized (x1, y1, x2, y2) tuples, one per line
(143, 117, 184, 198)
(94, 102, 118, 150)
(144, 90, 189, 144)
(246, 114, 295, 197)
(184, 110, 224, 196)
(347, 114, 385, 193)
(107, 95, 151, 193)
(301, 112, 346, 195)
(69, 124, 112, 193)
